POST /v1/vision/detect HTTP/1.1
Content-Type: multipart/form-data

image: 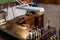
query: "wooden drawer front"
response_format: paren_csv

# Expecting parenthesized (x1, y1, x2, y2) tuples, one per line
(26, 19, 35, 24)
(38, 14, 44, 28)
(26, 18, 34, 22)
(29, 22, 35, 28)
(22, 0, 34, 3)
(56, 0, 60, 4)
(39, 17, 42, 22)
(25, 16, 35, 28)
(26, 21, 35, 29)
(25, 16, 35, 23)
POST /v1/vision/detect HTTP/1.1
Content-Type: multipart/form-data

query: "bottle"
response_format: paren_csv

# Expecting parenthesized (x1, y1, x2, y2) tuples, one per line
(34, 30, 38, 39)
(29, 30, 33, 40)
(45, 20, 50, 31)
(41, 28, 43, 36)
(38, 29, 41, 37)
(32, 30, 36, 40)
(36, 26, 39, 38)
(48, 20, 50, 30)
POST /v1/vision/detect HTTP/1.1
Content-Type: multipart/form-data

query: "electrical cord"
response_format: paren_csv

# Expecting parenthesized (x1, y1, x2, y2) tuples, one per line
(6, 0, 10, 21)
(7, 0, 9, 14)
(11, 0, 15, 18)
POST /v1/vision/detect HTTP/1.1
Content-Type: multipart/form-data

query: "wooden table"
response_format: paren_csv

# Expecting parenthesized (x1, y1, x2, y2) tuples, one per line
(0, 23, 55, 40)
(0, 15, 35, 40)
(0, 24, 31, 40)
(0, 14, 54, 40)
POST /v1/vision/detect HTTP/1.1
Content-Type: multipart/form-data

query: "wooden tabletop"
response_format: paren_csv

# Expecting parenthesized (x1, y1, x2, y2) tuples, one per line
(0, 24, 55, 40)
(0, 14, 55, 40)
(0, 24, 31, 40)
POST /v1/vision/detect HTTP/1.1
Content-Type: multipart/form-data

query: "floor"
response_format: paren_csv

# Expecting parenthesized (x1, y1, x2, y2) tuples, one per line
(39, 4, 60, 40)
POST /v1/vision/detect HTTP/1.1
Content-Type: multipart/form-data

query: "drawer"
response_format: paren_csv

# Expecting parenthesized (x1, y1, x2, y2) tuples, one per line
(39, 17, 42, 21)
(25, 19, 35, 23)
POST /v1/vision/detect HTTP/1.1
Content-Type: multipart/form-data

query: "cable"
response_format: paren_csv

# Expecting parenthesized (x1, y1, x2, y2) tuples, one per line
(11, 0, 15, 18)
(6, 0, 9, 21)
(6, 0, 9, 15)
(1, 0, 4, 10)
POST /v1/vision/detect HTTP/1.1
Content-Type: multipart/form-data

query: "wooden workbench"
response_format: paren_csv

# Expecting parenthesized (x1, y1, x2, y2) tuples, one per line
(0, 25, 55, 40)
(0, 13, 46, 40)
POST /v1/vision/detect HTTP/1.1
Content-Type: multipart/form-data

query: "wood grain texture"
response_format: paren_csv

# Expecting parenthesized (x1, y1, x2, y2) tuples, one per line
(39, 0, 56, 4)
(22, 0, 34, 3)
(39, 0, 60, 4)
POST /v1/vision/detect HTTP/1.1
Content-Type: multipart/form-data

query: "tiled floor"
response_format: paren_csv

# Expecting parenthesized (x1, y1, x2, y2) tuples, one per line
(39, 4, 60, 40)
